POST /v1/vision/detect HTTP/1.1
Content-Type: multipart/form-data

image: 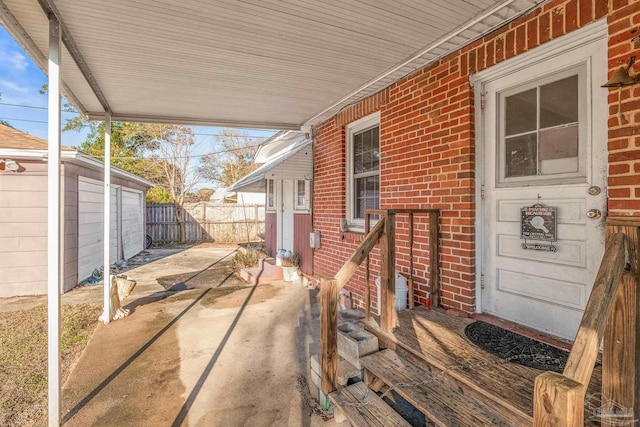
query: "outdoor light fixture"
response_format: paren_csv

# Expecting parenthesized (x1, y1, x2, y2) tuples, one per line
(602, 56, 638, 88)
(0, 159, 20, 171)
(602, 56, 638, 125)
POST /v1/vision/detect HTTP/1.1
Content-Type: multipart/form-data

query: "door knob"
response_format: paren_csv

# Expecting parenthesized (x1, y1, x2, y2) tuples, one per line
(586, 209, 601, 219)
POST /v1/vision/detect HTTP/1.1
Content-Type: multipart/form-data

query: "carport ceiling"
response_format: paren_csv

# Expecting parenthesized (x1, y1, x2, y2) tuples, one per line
(1, 0, 540, 129)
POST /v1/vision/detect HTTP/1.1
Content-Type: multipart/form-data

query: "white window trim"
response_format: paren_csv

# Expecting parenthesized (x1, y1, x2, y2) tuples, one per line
(346, 111, 380, 230)
(266, 179, 276, 212)
(294, 179, 310, 213)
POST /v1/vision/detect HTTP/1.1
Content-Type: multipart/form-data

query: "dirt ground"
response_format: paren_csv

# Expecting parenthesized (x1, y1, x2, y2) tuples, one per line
(58, 245, 343, 427)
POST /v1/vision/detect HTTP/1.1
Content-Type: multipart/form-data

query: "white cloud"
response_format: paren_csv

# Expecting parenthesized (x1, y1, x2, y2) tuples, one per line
(9, 52, 28, 71)
(0, 79, 29, 94)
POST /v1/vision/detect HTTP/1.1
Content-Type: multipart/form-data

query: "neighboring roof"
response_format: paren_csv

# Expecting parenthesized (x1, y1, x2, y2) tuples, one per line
(0, 0, 540, 130)
(0, 124, 154, 187)
(254, 131, 307, 164)
(230, 136, 312, 192)
(0, 124, 74, 151)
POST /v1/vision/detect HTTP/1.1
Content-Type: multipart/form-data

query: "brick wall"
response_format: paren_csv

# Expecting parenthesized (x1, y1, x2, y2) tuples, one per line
(606, 0, 640, 215)
(313, 0, 640, 314)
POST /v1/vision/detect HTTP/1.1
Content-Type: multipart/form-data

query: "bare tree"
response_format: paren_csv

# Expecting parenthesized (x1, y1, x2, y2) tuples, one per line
(200, 129, 262, 187)
(123, 124, 203, 242)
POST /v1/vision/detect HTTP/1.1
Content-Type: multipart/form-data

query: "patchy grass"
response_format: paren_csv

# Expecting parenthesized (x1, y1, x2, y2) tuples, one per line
(0, 303, 101, 426)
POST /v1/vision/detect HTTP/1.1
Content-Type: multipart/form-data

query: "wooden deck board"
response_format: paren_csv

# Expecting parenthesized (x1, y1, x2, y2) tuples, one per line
(365, 307, 602, 424)
(328, 382, 410, 427)
(361, 349, 532, 427)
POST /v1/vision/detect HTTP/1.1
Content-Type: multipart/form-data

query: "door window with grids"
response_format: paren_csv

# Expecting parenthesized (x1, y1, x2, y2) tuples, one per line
(266, 179, 276, 211)
(498, 66, 587, 186)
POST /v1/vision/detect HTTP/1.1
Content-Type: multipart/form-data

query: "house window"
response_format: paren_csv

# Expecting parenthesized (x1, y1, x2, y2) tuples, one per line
(346, 112, 380, 228)
(295, 180, 310, 211)
(266, 179, 275, 211)
(498, 65, 587, 186)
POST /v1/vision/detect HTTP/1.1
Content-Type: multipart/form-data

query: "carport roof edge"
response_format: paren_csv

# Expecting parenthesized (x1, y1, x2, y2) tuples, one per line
(1, 0, 542, 130)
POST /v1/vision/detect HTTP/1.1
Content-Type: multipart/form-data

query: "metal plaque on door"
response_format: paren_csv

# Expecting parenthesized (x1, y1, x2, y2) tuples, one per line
(521, 204, 557, 243)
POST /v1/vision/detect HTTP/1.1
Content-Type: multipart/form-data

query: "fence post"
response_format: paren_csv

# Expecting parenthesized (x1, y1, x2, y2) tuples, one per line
(320, 278, 338, 404)
(379, 212, 396, 332)
(255, 205, 259, 241)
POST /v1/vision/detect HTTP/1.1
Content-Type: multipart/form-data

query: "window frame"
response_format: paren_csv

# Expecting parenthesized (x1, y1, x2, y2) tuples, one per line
(345, 112, 381, 230)
(496, 64, 588, 187)
(294, 179, 310, 212)
(266, 179, 276, 211)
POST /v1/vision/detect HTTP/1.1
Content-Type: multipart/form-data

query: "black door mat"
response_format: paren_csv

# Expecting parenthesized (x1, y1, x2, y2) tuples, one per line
(464, 321, 570, 373)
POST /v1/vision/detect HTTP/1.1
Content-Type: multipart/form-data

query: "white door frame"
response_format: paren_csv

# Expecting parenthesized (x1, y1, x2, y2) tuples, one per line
(471, 20, 608, 314)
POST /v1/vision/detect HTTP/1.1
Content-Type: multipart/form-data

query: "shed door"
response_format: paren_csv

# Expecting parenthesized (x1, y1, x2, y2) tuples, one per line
(77, 177, 119, 281)
(121, 188, 144, 259)
(480, 34, 607, 340)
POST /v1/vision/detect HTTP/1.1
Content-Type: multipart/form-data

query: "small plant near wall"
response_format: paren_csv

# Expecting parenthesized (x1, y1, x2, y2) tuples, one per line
(232, 247, 266, 271)
(280, 252, 301, 282)
(280, 252, 300, 268)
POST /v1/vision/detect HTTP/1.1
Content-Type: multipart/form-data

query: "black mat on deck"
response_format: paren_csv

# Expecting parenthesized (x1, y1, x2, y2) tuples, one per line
(464, 321, 569, 373)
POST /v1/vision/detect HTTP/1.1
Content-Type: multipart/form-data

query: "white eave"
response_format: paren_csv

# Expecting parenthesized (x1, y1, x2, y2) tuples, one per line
(230, 137, 312, 193)
(0, 0, 543, 130)
(0, 147, 154, 187)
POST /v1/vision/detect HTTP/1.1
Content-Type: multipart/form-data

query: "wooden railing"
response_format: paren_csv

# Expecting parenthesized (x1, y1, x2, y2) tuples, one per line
(320, 209, 439, 398)
(533, 222, 640, 426)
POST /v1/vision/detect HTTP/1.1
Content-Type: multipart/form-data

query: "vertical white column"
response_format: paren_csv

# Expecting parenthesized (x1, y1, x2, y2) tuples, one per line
(102, 114, 112, 323)
(47, 16, 61, 427)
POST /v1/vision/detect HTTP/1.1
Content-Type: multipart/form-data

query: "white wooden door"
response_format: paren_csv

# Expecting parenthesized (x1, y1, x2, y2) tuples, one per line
(479, 28, 607, 340)
(280, 179, 294, 252)
(77, 177, 119, 281)
(121, 188, 144, 259)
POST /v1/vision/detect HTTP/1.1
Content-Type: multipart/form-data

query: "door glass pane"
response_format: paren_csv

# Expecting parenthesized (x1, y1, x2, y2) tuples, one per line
(505, 88, 537, 136)
(505, 134, 537, 177)
(539, 125, 579, 175)
(540, 76, 578, 128)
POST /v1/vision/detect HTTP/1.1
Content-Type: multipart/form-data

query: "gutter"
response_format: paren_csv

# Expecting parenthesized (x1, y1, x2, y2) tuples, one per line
(0, 148, 154, 187)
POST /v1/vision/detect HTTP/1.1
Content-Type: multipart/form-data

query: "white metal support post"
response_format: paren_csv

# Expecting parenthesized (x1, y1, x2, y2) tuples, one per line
(102, 114, 112, 323)
(47, 15, 61, 427)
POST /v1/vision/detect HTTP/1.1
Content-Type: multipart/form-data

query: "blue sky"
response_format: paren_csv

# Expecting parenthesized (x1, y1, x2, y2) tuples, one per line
(0, 24, 277, 157)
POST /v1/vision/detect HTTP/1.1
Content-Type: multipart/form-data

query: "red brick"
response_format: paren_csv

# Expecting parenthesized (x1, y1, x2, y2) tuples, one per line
(579, 0, 593, 26)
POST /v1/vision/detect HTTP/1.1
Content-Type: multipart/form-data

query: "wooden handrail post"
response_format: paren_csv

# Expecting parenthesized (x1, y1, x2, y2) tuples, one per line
(603, 223, 640, 425)
(533, 371, 585, 427)
(563, 234, 626, 385)
(320, 278, 338, 398)
(379, 212, 397, 332)
(408, 212, 415, 309)
(429, 211, 440, 308)
(365, 214, 371, 320)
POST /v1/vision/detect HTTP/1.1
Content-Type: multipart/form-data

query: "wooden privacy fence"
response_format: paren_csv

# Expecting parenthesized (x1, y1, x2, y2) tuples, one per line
(146, 202, 265, 245)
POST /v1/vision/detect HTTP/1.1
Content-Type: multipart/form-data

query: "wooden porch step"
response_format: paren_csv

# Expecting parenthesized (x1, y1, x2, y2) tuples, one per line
(328, 381, 410, 427)
(360, 349, 532, 427)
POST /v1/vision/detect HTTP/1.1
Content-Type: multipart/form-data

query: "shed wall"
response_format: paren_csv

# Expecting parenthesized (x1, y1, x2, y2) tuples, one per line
(63, 162, 148, 291)
(0, 159, 149, 297)
(0, 161, 48, 296)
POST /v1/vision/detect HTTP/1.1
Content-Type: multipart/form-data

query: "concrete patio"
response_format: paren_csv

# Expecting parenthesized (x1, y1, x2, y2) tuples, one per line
(54, 245, 340, 426)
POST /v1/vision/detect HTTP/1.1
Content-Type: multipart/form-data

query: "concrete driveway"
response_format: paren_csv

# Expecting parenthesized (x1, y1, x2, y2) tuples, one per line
(60, 245, 337, 427)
